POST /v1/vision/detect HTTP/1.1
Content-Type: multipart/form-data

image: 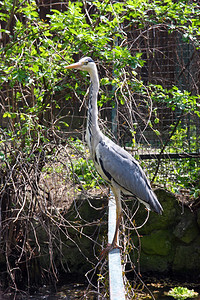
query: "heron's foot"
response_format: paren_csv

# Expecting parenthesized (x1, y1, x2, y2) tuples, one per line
(99, 243, 122, 260)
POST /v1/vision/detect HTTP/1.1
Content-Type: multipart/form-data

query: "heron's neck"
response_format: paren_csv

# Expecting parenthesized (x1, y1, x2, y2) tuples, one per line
(86, 67, 101, 152)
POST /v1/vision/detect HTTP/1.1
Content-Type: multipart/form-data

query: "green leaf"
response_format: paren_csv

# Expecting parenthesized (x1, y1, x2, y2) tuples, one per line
(3, 112, 11, 118)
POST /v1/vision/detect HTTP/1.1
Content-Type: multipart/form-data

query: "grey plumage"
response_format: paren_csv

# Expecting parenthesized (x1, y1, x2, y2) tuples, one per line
(95, 136, 162, 214)
(65, 57, 163, 250)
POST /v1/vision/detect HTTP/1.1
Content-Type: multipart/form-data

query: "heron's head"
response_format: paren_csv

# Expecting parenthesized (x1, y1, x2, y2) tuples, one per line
(65, 57, 96, 73)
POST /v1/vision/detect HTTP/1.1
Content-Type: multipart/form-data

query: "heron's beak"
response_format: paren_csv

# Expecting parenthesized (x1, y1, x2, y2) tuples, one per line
(65, 61, 82, 69)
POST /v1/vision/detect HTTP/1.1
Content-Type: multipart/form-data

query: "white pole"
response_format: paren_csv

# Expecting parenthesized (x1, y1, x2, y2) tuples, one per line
(108, 192, 126, 300)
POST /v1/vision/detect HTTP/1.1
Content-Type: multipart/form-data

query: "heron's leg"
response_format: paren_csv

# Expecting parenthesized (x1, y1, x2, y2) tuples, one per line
(99, 183, 122, 259)
(110, 182, 122, 247)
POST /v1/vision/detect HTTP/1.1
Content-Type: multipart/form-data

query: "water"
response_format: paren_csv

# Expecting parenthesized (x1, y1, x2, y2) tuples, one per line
(29, 283, 88, 299)
(146, 279, 200, 300)
(1, 279, 200, 299)
(0, 283, 88, 300)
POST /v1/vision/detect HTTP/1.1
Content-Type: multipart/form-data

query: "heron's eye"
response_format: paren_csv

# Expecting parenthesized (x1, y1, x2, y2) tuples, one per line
(84, 61, 89, 65)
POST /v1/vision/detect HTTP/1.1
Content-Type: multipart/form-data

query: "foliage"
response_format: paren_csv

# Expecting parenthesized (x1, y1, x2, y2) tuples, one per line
(151, 85, 200, 117)
(68, 138, 103, 189)
(167, 286, 198, 300)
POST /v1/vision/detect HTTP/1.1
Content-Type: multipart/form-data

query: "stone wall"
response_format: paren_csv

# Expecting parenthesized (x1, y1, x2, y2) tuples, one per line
(131, 189, 200, 279)
(2, 188, 199, 286)
(62, 189, 200, 280)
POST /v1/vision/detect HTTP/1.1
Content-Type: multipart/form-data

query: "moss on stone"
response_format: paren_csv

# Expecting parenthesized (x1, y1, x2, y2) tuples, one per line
(173, 210, 199, 244)
(172, 236, 200, 276)
(141, 230, 172, 256)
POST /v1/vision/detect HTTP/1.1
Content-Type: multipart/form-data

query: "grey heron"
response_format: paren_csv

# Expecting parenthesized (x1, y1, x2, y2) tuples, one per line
(65, 57, 163, 254)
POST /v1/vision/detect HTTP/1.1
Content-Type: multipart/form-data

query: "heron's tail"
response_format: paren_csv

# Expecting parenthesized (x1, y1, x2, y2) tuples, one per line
(148, 189, 163, 215)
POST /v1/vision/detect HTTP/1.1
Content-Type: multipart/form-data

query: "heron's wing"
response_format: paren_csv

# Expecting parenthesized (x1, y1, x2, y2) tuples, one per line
(96, 137, 162, 214)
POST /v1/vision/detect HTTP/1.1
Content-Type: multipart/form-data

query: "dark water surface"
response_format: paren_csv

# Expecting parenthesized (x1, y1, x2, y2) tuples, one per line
(1, 279, 200, 299)
(146, 279, 200, 300)
(29, 283, 87, 299)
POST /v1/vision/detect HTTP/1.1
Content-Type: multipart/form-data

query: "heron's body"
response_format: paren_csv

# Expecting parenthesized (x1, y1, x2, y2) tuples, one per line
(66, 57, 163, 251)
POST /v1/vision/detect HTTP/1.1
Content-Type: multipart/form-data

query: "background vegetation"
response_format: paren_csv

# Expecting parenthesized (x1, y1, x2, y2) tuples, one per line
(0, 0, 200, 297)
